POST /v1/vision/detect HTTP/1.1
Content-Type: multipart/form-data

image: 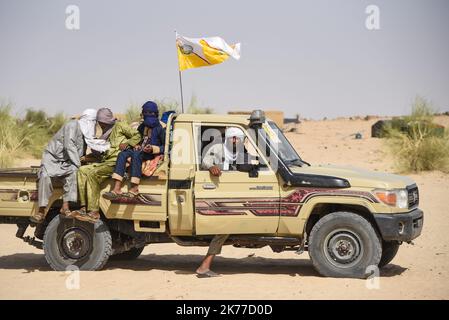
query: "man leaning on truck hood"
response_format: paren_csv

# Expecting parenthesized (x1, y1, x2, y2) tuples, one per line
(30, 109, 110, 224)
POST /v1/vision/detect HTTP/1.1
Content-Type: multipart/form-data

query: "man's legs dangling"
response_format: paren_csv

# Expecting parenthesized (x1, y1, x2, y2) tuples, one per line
(31, 168, 53, 224)
(77, 164, 114, 223)
(76, 164, 95, 216)
(196, 234, 229, 277)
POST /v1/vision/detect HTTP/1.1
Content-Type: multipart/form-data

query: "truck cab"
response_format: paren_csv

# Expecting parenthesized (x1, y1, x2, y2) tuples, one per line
(0, 110, 423, 278)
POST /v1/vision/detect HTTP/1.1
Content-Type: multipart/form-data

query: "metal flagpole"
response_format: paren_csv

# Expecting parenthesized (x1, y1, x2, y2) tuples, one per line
(178, 70, 184, 113)
(175, 30, 184, 113)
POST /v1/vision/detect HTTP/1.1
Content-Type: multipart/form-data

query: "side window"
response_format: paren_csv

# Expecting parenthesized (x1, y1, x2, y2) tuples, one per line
(197, 125, 268, 172)
(198, 126, 223, 171)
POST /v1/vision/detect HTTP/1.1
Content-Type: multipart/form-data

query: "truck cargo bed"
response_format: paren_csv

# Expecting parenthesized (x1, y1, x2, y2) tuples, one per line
(0, 167, 40, 218)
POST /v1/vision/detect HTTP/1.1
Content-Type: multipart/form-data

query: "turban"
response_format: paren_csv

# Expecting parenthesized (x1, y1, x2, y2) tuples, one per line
(96, 107, 116, 125)
(78, 109, 110, 153)
(161, 110, 176, 124)
(225, 127, 245, 140)
(223, 127, 245, 170)
(141, 101, 160, 128)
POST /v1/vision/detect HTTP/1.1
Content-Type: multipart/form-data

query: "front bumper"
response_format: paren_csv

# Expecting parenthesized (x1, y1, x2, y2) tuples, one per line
(373, 208, 423, 242)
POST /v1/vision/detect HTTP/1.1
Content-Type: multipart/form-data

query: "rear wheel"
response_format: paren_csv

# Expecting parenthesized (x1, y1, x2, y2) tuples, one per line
(379, 241, 400, 268)
(43, 215, 112, 271)
(308, 212, 382, 278)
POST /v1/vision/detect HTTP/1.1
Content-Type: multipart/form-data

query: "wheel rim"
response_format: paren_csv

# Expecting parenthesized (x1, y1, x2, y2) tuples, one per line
(60, 228, 91, 260)
(323, 228, 363, 268)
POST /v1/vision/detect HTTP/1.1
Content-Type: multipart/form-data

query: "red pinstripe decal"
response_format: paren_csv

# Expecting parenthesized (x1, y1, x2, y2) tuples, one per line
(195, 188, 377, 216)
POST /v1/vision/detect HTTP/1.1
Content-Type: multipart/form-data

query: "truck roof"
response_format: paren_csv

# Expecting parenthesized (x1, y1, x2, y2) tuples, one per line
(174, 113, 251, 125)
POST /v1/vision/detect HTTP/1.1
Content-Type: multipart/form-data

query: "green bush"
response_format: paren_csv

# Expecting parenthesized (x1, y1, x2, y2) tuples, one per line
(0, 104, 68, 168)
(19, 109, 68, 158)
(385, 97, 449, 173)
(125, 104, 141, 124)
(49, 112, 67, 135)
(0, 104, 23, 168)
(154, 98, 180, 114)
(187, 94, 214, 114)
(0, 104, 40, 167)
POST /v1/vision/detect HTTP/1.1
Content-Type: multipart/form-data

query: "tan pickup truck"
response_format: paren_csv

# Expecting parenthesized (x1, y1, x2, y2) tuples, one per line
(0, 110, 423, 278)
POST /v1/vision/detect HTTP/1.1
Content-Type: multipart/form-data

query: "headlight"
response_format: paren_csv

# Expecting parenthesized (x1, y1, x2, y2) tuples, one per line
(374, 189, 408, 209)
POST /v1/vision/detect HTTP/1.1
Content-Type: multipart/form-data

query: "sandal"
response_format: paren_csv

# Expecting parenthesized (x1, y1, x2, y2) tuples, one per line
(121, 191, 139, 198)
(71, 207, 87, 217)
(102, 191, 122, 200)
(60, 208, 72, 217)
(196, 270, 221, 278)
(30, 211, 45, 224)
(75, 211, 100, 224)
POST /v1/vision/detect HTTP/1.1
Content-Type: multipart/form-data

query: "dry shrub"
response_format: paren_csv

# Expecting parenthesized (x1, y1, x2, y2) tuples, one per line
(0, 103, 67, 168)
(386, 97, 449, 173)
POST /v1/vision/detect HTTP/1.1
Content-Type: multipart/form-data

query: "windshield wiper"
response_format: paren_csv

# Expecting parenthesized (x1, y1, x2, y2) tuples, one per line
(284, 159, 302, 167)
(301, 160, 311, 167)
(285, 159, 311, 167)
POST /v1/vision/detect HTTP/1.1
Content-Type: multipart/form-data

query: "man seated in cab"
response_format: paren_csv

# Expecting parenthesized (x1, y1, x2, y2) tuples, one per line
(196, 127, 256, 278)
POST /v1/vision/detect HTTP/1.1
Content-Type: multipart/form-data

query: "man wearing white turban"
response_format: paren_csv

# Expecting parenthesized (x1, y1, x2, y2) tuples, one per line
(30, 109, 110, 224)
(78, 108, 111, 153)
(201, 127, 246, 176)
(197, 127, 247, 277)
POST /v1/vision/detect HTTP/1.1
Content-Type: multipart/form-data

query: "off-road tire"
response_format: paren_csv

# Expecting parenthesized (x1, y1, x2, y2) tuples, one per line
(43, 215, 112, 271)
(110, 246, 145, 261)
(308, 211, 382, 278)
(378, 241, 400, 268)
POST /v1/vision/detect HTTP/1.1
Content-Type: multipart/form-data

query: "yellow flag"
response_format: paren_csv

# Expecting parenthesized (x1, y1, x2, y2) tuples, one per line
(176, 34, 241, 71)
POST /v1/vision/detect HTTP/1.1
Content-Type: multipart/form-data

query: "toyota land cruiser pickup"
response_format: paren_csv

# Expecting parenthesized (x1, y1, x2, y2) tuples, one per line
(0, 110, 423, 278)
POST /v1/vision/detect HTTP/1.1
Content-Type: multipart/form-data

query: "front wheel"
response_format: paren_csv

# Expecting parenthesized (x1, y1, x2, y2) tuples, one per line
(43, 215, 112, 271)
(378, 241, 400, 268)
(308, 212, 382, 278)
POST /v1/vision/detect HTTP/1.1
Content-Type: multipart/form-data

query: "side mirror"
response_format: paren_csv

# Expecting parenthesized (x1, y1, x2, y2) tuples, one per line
(237, 164, 259, 178)
(249, 166, 259, 178)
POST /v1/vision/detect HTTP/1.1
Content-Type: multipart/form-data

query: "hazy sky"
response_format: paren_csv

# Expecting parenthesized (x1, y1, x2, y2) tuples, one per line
(1, 0, 448, 118)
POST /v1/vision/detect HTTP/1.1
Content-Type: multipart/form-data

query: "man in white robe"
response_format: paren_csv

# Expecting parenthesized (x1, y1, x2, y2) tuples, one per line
(30, 109, 110, 224)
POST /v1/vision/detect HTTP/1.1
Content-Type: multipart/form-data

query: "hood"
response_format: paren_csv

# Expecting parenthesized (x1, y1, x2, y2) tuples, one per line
(290, 164, 415, 189)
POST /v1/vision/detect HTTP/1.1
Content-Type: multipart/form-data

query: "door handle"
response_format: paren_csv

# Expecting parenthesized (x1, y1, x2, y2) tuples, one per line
(202, 183, 216, 190)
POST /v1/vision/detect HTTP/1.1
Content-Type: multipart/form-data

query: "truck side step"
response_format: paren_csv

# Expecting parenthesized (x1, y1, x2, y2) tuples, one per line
(230, 236, 302, 247)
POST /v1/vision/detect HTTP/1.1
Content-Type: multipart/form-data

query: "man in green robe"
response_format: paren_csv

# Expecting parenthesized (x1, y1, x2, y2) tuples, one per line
(30, 108, 110, 224)
(75, 107, 141, 223)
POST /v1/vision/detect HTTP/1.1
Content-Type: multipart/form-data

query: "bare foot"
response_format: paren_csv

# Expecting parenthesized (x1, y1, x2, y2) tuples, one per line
(129, 187, 139, 194)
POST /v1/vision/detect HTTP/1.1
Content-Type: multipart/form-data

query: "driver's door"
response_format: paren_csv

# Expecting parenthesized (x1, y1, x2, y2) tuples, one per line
(194, 124, 280, 235)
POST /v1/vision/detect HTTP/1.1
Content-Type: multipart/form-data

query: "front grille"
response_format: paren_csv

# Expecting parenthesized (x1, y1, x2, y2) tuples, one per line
(407, 185, 419, 208)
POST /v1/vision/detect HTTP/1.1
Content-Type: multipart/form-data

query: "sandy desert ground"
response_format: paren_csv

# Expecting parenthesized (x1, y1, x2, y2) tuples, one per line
(1, 116, 448, 300)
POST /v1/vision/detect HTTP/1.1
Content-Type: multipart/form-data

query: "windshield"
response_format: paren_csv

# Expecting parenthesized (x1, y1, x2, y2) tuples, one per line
(260, 121, 307, 168)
